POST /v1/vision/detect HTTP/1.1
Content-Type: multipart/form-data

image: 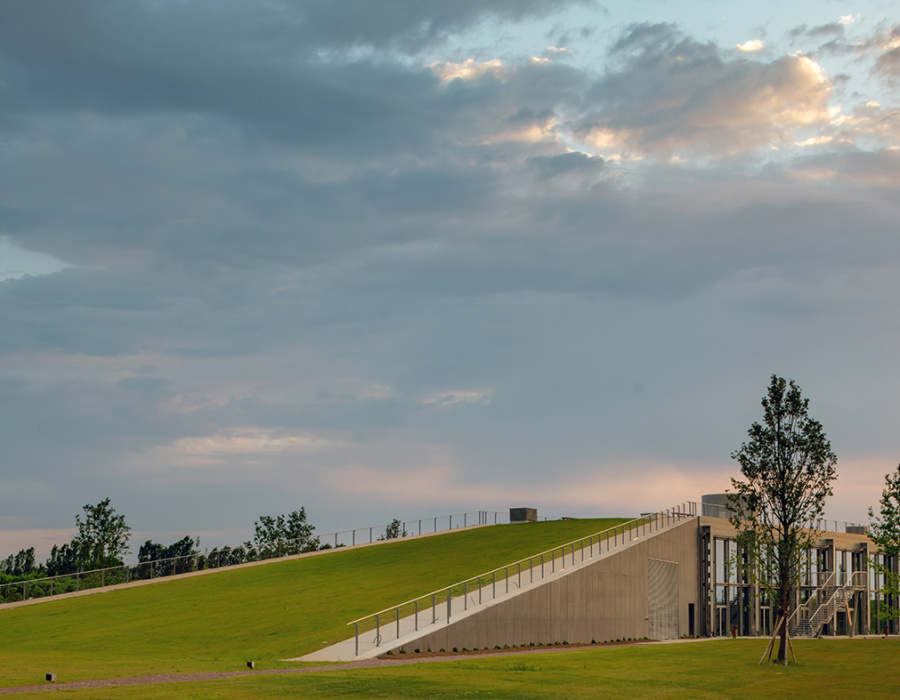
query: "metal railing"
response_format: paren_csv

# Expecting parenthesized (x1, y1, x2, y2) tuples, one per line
(0, 510, 507, 605)
(700, 504, 867, 535)
(321, 510, 507, 549)
(348, 502, 697, 655)
(789, 570, 867, 638)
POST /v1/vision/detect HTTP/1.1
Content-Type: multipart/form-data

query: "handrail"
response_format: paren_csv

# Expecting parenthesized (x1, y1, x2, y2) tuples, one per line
(788, 570, 867, 634)
(699, 505, 868, 535)
(347, 502, 697, 652)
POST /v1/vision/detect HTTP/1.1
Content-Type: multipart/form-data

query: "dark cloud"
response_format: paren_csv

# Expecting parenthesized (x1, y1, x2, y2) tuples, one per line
(527, 151, 604, 180)
(2, 2, 900, 544)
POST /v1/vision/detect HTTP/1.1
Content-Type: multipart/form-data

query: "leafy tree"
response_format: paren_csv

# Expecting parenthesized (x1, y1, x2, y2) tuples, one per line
(1, 548, 37, 577)
(729, 375, 837, 664)
(72, 497, 132, 569)
(46, 543, 79, 576)
(868, 463, 900, 631)
(251, 508, 317, 558)
(138, 535, 199, 576)
(137, 540, 166, 564)
(380, 518, 407, 540)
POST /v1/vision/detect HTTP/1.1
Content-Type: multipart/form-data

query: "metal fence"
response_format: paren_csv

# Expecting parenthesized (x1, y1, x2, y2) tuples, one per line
(0, 510, 507, 605)
(347, 502, 697, 655)
(700, 503, 867, 535)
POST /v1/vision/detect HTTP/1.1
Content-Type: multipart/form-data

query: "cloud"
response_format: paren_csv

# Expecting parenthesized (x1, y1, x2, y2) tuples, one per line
(2, 3, 900, 547)
(736, 40, 765, 53)
(0, 237, 69, 281)
(872, 25, 900, 80)
(574, 24, 834, 157)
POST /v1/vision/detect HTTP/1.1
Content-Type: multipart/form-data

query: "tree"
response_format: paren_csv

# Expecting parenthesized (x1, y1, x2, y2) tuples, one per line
(380, 518, 407, 540)
(46, 543, 79, 577)
(250, 508, 317, 558)
(729, 375, 837, 664)
(1, 548, 37, 577)
(139, 535, 199, 576)
(71, 498, 132, 570)
(868, 464, 900, 631)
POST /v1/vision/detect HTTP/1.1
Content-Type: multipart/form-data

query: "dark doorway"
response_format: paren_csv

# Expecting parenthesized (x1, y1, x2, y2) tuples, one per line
(688, 603, 695, 637)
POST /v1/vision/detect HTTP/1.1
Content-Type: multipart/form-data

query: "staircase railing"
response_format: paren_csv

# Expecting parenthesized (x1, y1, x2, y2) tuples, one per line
(347, 502, 697, 656)
(789, 570, 866, 638)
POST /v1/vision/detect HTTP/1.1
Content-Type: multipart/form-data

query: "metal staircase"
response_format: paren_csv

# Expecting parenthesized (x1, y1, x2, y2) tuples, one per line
(790, 571, 866, 638)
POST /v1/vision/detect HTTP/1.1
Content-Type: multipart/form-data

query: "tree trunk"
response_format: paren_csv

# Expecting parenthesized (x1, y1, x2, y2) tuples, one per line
(777, 584, 789, 664)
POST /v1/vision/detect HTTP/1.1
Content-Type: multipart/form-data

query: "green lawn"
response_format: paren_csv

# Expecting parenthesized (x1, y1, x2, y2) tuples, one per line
(0, 518, 624, 688)
(8, 639, 900, 698)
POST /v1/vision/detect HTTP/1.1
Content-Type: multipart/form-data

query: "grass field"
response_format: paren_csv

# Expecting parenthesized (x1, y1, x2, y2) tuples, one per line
(0, 518, 624, 689)
(6, 638, 900, 698)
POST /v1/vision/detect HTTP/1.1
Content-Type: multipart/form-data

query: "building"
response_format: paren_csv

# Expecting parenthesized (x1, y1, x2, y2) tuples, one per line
(699, 494, 894, 638)
(305, 497, 896, 661)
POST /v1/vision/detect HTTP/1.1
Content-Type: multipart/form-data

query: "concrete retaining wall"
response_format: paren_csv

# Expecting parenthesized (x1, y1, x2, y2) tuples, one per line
(393, 518, 700, 651)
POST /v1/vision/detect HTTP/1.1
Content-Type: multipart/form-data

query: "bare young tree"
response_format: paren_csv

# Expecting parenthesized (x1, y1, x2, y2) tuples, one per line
(729, 375, 837, 664)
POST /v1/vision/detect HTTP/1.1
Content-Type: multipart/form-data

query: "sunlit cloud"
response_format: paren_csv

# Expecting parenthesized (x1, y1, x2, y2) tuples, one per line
(141, 429, 347, 468)
(736, 40, 764, 52)
(578, 50, 834, 158)
(428, 58, 506, 82)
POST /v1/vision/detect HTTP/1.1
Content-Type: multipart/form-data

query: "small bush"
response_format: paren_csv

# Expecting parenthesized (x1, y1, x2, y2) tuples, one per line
(414, 649, 420, 653)
(494, 645, 501, 650)
(452, 647, 459, 653)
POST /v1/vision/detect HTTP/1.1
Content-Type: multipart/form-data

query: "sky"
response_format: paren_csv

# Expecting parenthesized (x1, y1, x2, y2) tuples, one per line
(2, 0, 900, 559)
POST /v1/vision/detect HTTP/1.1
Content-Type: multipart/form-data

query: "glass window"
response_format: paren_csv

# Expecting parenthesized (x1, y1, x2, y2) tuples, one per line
(715, 539, 727, 585)
(716, 586, 728, 605)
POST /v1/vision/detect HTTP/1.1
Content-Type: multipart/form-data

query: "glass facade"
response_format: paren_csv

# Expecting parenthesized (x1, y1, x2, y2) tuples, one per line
(704, 529, 899, 637)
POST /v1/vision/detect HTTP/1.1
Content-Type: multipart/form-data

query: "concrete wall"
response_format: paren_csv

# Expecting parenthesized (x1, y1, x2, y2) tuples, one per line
(394, 519, 700, 652)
